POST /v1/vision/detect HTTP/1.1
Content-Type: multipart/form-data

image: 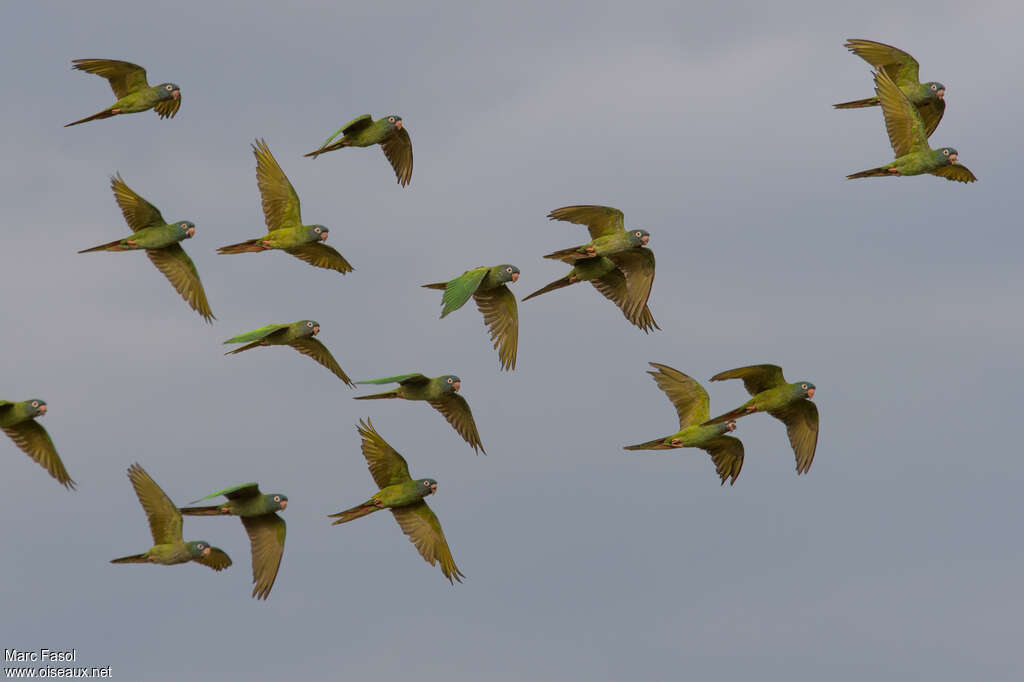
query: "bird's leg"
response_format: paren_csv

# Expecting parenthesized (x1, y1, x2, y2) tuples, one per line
(887, 168, 901, 176)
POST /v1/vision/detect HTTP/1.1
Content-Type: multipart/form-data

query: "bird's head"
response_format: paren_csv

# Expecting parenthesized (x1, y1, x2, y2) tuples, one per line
(629, 229, 650, 247)
(266, 493, 288, 511)
(926, 82, 946, 101)
(25, 399, 47, 417)
(187, 541, 212, 558)
(496, 264, 520, 284)
(792, 382, 816, 399)
(417, 478, 438, 497)
(296, 320, 320, 337)
(174, 221, 196, 240)
(939, 147, 959, 165)
(307, 224, 329, 242)
(441, 375, 461, 393)
(384, 115, 403, 131)
(156, 83, 181, 101)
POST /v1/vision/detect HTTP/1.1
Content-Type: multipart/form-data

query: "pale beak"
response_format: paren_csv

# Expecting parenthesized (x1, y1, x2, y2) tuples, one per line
(280, 500, 288, 510)
(453, 381, 461, 392)
(38, 404, 47, 415)
(949, 153, 958, 164)
(396, 120, 403, 130)
(320, 231, 329, 241)
(430, 483, 437, 493)
(187, 226, 195, 237)
(937, 89, 945, 99)
(313, 325, 320, 335)
(511, 272, 519, 282)
(807, 388, 816, 398)
(202, 547, 211, 556)
(641, 235, 649, 245)
(727, 421, 736, 432)
(172, 90, 180, 100)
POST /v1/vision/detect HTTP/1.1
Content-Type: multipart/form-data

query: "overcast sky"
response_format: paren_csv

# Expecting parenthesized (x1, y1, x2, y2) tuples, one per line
(2, 1, 1022, 680)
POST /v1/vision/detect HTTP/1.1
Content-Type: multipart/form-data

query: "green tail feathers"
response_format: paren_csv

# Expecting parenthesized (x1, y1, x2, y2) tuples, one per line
(623, 437, 673, 451)
(217, 239, 267, 254)
(847, 167, 891, 179)
(224, 341, 263, 355)
(522, 277, 573, 301)
(353, 390, 400, 400)
(110, 553, 148, 564)
(421, 282, 447, 290)
(833, 96, 879, 109)
(328, 503, 378, 525)
(65, 109, 117, 127)
(79, 237, 129, 253)
(178, 505, 226, 516)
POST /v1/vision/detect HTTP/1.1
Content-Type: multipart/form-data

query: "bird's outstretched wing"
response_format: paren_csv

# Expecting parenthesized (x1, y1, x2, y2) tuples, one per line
(288, 337, 354, 386)
(72, 59, 150, 97)
(429, 394, 486, 454)
(874, 69, 929, 157)
(2, 421, 75, 489)
(391, 502, 464, 584)
(146, 244, 214, 323)
(111, 173, 165, 231)
(710, 364, 787, 396)
(356, 418, 413, 488)
(127, 463, 182, 544)
(381, 128, 413, 186)
(768, 400, 819, 475)
(285, 243, 353, 274)
(241, 514, 285, 598)
(253, 139, 302, 230)
(473, 285, 518, 371)
(548, 205, 624, 239)
(646, 363, 710, 428)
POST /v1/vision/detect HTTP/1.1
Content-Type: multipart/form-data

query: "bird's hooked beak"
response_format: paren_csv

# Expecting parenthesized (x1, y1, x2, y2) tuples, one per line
(312, 325, 320, 335)
(38, 404, 47, 415)
(726, 420, 736, 432)
(172, 89, 180, 100)
(937, 88, 945, 100)
(186, 225, 195, 237)
(280, 500, 288, 510)
(807, 388, 816, 398)
(202, 546, 211, 556)
(452, 380, 461, 392)
(320, 231, 329, 241)
(641, 235, 649, 245)
(948, 153, 959, 164)
(511, 272, 520, 282)
(430, 482, 437, 494)
(395, 119, 403, 130)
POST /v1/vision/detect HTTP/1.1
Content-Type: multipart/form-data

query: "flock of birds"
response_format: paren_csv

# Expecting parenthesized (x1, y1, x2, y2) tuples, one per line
(3, 39, 972, 598)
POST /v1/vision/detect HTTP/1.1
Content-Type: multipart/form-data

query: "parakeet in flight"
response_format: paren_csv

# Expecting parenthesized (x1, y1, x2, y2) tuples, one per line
(65, 59, 180, 127)
(111, 464, 232, 571)
(543, 205, 650, 263)
(834, 39, 945, 138)
(305, 114, 413, 186)
(180, 483, 287, 599)
(79, 173, 214, 322)
(624, 363, 744, 486)
(523, 251, 658, 333)
(847, 69, 976, 182)
(329, 419, 463, 584)
(0, 399, 75, 489)
(703, 364, 819, 475)
(354, 374, 485, 454)
(422, 264, 520, 371)
(223, 320, 354, 387)
(218, 139, 354, 273)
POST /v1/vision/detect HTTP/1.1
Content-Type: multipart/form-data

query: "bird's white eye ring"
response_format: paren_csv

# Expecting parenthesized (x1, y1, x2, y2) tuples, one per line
(931, 84, 937, 90)
(424, 481, 430, 486)
(31, 401, 39, 407)
(447, 378, 453, 383)
(306, 322, 313, 327)
(635, 231, 641, 237)
(943, 149, 949, 155)
(506, 267, 512, 273)
(314, 227, 321, 233)
(166, 85, 173, 90)
(388, 116, 395, 123)
(801, 383, 807, 389)
(274, 495, 280, 502)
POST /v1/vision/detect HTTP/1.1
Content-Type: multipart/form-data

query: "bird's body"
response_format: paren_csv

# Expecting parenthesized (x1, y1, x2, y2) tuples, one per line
(180, 483, 287, 599)
(111, 464, 232, 571)
(305, 114, 413, 186)
(624, 364, 744, 485)
(79, 174, 213, 322)
(847, 69, 975, 182)
(0, 399, 75, 489)
(218, 140, 353, 273)
(703, 364, 819, 475)
(223, 320, 353, 386)
(834, 39, 945, 138)
(329, 420, 464, 583)
(422, 264, 520, 370)
(355, 374, 485, 454)
(66, 59, 180, 127)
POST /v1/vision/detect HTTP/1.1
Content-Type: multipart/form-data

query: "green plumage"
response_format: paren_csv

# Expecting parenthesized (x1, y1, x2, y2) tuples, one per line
(218, 140, 354, 273)
(328, 420, 464, 584)
(305, 114, 413, 186)
(224, 320, 354, 387)
(0, 399, 74, 489)
(422, 264, 520, 371)
(703, 364, 819, 475)
(66, 59, 180, 127)
(79, 174, 214, 322)
(180, 483, 287, 600)
(624, 364, 745, 485)
(111, 464, 232, 572)
(544, 205, 651, 263)
(355, 374, 485, 454)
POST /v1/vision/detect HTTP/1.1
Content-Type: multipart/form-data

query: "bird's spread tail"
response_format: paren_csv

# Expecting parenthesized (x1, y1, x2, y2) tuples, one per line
(833, 96, 879, 109)
(421, 282, 447, 290)
(110, 553, 149, 564)
(65, 109, 117, 128)
(522, 276, 574, 301)
(846, 167, 891, 179)
(353, 390, 400, 400)
(623, 437, 674, 450)
(217, 239, 269, 254)
(328, 502, 378, 525)
(224, 341, 264, 355)
(78, 237, 130, 253)
(178, 505, 227, 516)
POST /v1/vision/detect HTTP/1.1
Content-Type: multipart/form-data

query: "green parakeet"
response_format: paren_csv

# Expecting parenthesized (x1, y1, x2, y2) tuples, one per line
(523, 251, 658, 333)
(223, 320, 354, 387)
(328, 419, 463, 584)
(305, 114, 413, 186)
(834, 39, 945, 138)
(354, 374, 485, 454)
(0, 399, 75, 489)
(111, 464, 232, 571)
(218, 139, 355, 273)
(703, 364, 819, 475)
(79, 173, 214, 322)
(180, 483, 287, 600)
(543, 205, 650, 263)
(624, 363, 744, 486)
(422, 264, 520, 371)
(65, 59, 180, 127)
(847, 69, 976, 182)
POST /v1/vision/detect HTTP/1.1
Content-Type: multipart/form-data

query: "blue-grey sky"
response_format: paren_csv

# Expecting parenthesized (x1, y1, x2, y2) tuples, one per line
(2, 1, 1022, 680)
